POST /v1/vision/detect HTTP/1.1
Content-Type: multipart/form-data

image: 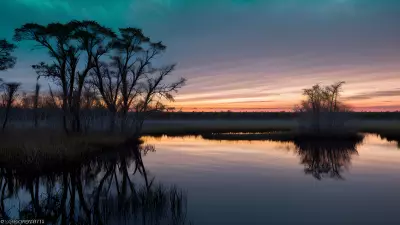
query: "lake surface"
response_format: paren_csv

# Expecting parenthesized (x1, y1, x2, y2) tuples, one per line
(1, 134, 400, 224)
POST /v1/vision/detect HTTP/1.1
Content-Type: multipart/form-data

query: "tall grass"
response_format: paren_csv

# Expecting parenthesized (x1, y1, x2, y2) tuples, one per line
(0, 129, 128, 173)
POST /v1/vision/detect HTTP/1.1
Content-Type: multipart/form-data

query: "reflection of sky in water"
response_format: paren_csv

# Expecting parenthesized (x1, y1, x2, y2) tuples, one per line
(4, 134, 400, 224)
(141, 134, 400, 225)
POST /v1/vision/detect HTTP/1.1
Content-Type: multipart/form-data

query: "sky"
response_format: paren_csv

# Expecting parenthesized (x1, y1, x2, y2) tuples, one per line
(0, 0, 399, 112)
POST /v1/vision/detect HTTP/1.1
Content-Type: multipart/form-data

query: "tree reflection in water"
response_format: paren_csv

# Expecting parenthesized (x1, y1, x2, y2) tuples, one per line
(0, 141, 192, 225)
(293, 137, 364, 180)
(377, 133, 400, 149)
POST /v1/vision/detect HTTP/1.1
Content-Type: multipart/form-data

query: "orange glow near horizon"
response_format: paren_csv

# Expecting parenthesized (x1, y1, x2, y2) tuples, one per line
(169, 60, 400, 112)
(11, 58, 400, 113)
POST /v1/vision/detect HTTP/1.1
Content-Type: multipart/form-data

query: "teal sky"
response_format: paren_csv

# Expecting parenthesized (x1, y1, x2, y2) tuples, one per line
(1, 0, 400, 111)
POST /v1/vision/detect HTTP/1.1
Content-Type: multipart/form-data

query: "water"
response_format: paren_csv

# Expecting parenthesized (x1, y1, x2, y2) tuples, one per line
(1, 134, 400, 224)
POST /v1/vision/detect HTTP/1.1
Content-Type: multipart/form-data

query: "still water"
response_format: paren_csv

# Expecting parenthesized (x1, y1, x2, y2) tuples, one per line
(1, 134, 400, 224)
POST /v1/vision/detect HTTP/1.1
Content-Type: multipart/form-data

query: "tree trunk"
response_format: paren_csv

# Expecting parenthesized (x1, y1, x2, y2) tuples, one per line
(73, 110, 81, 133)
(62, 98, 70, 134)
(1, 104, 10, 131)
(120, 107, 128, 133)
(33, 83, 40, 128)
(74, 83, 84, 133)
(70, 107, 76, 133)
(34, 108, 38, 128)
(62, 113, 68, 134)
(109, 109, 116, 133)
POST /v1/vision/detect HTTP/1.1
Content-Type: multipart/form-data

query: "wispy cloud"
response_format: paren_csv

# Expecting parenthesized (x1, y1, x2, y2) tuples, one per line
(344, 90, 400, 101)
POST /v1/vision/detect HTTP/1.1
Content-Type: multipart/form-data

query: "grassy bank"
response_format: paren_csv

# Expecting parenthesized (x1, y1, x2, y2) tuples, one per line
(5, 118, 400, 135)
(141, 119, 296, 135)
(201, 131, 364, 142)
(140, 119, 400, 135)
(0, 129, 131, 173)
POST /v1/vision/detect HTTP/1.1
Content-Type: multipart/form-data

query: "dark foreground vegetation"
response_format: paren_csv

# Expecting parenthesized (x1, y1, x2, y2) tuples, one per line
(0, 129, 134, 173)
(0, 142, 193, 225)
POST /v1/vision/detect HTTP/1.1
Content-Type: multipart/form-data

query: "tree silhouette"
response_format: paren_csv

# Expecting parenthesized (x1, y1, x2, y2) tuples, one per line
(133, 64, 185, 135)
(33, 82, 40, 128)
(294, 81, 350, 132)
(67, 20, 116, 132)
(0, 39, 17, 71)
(1, 82, 21, 131)
(14, 23, 78, 133)
(88, 60, 121, 132)
(14, 21, 186, 135)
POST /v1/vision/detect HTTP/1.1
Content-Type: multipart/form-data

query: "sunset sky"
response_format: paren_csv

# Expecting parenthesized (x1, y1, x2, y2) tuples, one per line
(0, 0, 399, 111)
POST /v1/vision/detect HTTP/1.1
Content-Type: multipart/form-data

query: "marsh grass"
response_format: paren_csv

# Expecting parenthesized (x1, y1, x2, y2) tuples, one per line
(140, 119, 295, 135)
(201, 131, 364, 142)
(347, 120, 400, 133)
(141, 119, 400, 135)
(0, 129, 129, 173)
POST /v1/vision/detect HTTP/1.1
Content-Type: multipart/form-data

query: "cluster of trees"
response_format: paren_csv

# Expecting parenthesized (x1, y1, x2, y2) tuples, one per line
(294, 81, 351, 132)
(0, 20, 186, 135)
(294, 81, 349, 114)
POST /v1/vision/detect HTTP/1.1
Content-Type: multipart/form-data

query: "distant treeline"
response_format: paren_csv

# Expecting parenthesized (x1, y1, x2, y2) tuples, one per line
(4, 108, 398, 120)
(143, 111, 400, 120)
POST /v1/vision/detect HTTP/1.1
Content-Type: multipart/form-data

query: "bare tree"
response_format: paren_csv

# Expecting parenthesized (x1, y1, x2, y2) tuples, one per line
(294, 81, 349, 132)
(14, 21, 186, 135)
(89, 61, 121, 132)
(89, 28, 186, 134)
(81, 85, 100, 110)
(14, 23, 77, 133)
(110, 28, 150, 131)
(326, 81, 346, 112)
(68, 20, 116, 132)
(111, 30, 186, 133)
(14, 21, 116, 133)
(132, 64, 186, 135)
(2, 82, 20, 131)
(33, 82, 41, 128)
(117, 41, 167, 117)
